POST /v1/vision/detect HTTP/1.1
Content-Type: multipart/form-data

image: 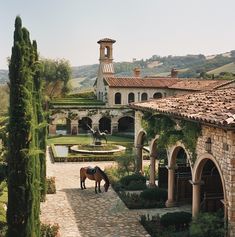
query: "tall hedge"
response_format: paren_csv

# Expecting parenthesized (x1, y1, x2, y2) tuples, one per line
(7, 16, 44, 237)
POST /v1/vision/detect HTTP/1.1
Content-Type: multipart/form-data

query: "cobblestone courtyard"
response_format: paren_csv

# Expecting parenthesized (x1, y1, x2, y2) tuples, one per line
(40, 149, 150, 237)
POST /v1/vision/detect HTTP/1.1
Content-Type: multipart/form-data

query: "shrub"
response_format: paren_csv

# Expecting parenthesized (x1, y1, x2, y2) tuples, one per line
(40, 223, 59, 237)
(189, 212, 225, 237)
(140, 187, 167, 202)
(46, 177, 56, 194)
(120, 174, 146, 187)
(160, 212, 192, 230)
(120, 192, 165, 209)
(126, 180, 147, 191)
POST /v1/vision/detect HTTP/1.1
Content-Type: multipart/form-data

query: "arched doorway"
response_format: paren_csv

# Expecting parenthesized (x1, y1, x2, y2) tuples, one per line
(99, 117, 111, 133)
(78, 117, 92, 134)
(193, 157, 225, 217)
(118, 116, 134, 134)
(166, 146, 192, 207)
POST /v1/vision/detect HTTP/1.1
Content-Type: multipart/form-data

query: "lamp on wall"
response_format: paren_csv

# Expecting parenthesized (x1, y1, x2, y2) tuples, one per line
(205, 137, 212, 153)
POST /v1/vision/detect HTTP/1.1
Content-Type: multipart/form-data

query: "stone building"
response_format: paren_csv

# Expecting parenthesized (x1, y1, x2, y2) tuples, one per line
(130, 87, 235, 235)
(49, 38, 235, 136)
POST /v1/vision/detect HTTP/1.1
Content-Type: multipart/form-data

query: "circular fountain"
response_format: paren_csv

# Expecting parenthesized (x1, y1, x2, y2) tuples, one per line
(70, 144, 126, 155)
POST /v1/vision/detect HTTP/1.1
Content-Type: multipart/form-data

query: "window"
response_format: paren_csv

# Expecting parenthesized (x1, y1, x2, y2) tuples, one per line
(128, 93, 135, 103)
(141, 93, 148, 101)
(153, 92, 163, 99)
(115, 92, 121, 104)
(104, 46, 110, 58)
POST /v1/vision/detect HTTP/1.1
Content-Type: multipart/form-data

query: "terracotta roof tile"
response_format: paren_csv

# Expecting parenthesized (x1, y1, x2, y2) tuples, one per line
(169, 79, 231, 91)
(104, 77, 180, 88)
(130, 88, 235, 128)
(104, 77, 231, 90)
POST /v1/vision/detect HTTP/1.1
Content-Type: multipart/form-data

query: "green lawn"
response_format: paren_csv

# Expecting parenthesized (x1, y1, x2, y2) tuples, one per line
(47, 135, 134, 146)
(51, 97, 105, 106)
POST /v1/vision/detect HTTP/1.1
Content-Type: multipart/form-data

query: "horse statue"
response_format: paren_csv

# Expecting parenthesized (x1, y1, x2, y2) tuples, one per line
(80, 166, 110, 193)
(86, 124, 108, 144)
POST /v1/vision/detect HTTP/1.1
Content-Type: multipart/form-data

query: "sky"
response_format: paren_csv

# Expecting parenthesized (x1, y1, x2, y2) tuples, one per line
(0, 0, 235, 69)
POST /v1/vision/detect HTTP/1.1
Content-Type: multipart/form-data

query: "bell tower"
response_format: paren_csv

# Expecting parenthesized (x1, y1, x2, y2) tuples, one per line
(98, 38, 116, 64)
(95, 38, 116, 102)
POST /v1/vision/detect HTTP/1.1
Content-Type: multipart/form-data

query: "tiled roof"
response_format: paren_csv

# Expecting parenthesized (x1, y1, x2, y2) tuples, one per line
(130, 88, 235, 128)
(104, 77, 232, 90)
(97, 38, 116, 43)
(169, 79, 232, 91)
(104, 77, 180, 88)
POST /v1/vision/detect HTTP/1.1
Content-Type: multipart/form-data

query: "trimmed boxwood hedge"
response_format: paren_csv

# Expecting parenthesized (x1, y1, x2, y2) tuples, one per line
(119, 192, 165, 209)
(160, 211, 192, 230)
(120, 174, 146, 187)
(140, 187, 167, 202)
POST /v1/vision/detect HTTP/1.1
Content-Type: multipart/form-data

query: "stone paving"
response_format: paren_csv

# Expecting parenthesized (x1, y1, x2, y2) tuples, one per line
(40, 148, 150, 237)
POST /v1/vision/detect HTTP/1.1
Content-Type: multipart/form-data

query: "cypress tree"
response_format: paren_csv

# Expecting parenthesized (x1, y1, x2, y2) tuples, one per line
(7, 16, 41, 237)
(32, 40, 47, 201)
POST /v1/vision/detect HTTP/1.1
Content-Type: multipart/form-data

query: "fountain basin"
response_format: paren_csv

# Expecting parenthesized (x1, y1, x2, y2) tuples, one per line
(70, 144, 126, 154)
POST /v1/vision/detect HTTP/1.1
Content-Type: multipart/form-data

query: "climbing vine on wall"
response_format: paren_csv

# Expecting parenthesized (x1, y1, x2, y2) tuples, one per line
(141, 111, 201, 163)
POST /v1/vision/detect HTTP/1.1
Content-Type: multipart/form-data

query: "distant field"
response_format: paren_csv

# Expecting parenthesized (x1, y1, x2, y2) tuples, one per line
(207, 62, 235, 75)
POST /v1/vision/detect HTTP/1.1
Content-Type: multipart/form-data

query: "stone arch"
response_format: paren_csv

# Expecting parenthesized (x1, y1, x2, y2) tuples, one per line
(135, 130, 147, 173)
(115, 92, 121, 104)
(166, 142, 193, 207)
(53, 115, 70, 135)
(128, 92, 135, 103)
(78, 117, 92, 134)
(99, 117, 111, 133)
(141, 92, 148, 101)
(118, 116, 134, 133)
(148, 136, 161, 187)
(192, 153, 227, 217)
(153, 92, 163, 99)
(168, 143, 193, 171)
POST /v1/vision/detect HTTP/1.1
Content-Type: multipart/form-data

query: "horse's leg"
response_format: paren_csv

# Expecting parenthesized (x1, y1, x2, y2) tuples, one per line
(98, 181, 101, 193)
(83, 177, 86, 189)
(80, 177, 83, 190)
(95, 181, 98, 194)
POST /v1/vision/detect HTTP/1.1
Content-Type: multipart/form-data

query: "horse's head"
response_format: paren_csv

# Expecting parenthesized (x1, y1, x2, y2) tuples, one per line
(104, 182, 110, 192)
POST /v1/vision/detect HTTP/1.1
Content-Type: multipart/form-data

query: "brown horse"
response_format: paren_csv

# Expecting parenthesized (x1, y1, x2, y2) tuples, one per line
(80, 166, 110, 193)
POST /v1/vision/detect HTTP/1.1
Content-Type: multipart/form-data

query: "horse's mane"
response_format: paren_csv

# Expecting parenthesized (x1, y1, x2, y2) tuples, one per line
(96, 166, 109, 184)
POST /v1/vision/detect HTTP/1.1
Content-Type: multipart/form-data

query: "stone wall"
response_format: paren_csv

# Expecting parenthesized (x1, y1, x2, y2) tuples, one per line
(107, 88, 168, 106)
(195, 126, 235, 235)
(49, 108, 134, 135)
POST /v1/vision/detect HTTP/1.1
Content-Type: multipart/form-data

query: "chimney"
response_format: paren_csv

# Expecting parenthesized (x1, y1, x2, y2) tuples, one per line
(133, 68, 141, 77)
(171, 68, 178, 78)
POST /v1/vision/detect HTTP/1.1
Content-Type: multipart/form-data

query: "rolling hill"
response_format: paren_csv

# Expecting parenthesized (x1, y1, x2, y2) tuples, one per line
(1, 50, 234, 88)
(207, 62, 235, 75)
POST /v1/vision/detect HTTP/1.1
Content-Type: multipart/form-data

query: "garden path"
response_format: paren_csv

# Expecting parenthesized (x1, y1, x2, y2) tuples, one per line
(40, 148, 150, 237)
